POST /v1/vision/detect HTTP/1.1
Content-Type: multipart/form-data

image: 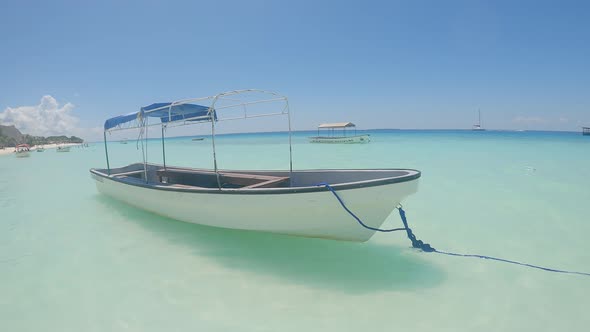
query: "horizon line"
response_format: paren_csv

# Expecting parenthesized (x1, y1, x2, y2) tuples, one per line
(83, 128, 586, 143)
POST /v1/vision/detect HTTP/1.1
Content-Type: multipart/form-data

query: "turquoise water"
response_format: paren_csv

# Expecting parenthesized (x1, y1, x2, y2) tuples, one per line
(1, 130, 589, 331)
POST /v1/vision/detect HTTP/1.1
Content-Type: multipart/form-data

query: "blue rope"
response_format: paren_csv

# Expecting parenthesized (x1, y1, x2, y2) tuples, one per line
(397, 206, 590, 276)
(318, 182, 590, 277)
(316, 182, 406, 233)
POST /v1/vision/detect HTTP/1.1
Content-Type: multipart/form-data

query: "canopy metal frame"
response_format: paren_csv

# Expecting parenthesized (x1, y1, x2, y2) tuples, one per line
(102, 89, 293, 189)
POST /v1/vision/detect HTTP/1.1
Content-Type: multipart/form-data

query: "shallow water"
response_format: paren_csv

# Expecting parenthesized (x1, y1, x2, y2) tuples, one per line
(1, 130, 589, 331)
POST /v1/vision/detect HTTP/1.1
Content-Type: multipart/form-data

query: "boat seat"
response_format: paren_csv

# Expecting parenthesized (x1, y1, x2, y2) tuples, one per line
(167, 183, 205, 189)
(163, 178, 289, 190)
(157, 167, 280, 180)
(218, 172, 280, 181)
(156, 167, 289, 188)
(113, 170, 145, 178)
(242, 177, 290, 189)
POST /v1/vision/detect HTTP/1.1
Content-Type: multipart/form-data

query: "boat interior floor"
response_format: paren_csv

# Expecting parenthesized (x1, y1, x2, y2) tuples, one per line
(99, 163, 418, 191)
(113, 167, 290, 189)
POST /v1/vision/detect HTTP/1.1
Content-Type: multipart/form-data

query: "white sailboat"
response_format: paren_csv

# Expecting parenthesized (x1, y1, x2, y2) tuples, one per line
(472, 109, 485, 131)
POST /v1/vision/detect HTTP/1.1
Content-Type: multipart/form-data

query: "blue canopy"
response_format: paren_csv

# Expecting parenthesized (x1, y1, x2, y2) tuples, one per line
(104, 103, 213, 131)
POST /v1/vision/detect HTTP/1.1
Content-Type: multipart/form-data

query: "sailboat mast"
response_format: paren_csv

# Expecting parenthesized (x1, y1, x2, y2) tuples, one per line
(478, 109, 481, 126)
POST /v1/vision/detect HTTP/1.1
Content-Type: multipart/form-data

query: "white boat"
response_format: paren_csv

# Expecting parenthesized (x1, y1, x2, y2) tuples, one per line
(90, 90, 420, 242)
(472, 110, 485, 131)
(56, 145, 71, 152)
(15, 144, 31, 158)
(36, 146, 45, 152)
(309, 122, 370, 143)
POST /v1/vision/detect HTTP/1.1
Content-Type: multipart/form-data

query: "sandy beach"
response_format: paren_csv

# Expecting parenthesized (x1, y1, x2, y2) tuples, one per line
(0, 143, 79, 156)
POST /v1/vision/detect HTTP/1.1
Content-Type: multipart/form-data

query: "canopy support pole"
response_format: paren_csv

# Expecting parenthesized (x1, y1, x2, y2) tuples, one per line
(103, 131, 110, 175)
(143, 118, 148, 183)
(286, 99, 293, 182)
(211, 113, 221, 190)
(161, 125, 167, 170)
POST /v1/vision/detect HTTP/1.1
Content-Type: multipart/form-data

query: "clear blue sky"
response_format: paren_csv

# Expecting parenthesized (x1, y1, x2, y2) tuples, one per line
(1, 0, 589, 138)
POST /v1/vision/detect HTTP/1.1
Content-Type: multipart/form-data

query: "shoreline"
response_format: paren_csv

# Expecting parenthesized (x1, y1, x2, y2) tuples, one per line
(0, 143, 80, 156)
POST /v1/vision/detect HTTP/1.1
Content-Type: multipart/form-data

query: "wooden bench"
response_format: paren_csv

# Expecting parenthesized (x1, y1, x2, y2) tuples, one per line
(113, 170, 145, 178)
(156, 167, 289, 189)
(167, 183, 203, 189)
(242, 177, 290, 189)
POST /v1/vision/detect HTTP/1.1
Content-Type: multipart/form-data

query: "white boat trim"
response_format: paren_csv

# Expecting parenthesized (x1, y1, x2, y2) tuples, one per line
(91, 163, 420, 195)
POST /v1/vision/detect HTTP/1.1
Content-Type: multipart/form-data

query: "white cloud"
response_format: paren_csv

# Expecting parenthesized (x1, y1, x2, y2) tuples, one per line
(0, 95, 91, 138)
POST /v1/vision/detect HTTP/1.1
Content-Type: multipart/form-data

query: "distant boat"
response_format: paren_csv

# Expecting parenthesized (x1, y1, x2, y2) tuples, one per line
(192, 137, 205, 141)
(15, 144, 31, 158)
(57, 145, 71, 152)
(583, 127, 590, 136)
(309, 122, 370, 143)
(472, 110, 485, 131)
(36, 145, 45, 152)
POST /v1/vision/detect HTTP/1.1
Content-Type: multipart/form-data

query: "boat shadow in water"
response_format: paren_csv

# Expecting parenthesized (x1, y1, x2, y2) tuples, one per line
(97, 196, 445, 294)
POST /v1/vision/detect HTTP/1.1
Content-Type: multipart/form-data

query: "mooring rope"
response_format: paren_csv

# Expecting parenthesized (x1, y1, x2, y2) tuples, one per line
(318, 182, 590, 277)
(316, 182, 406, 233)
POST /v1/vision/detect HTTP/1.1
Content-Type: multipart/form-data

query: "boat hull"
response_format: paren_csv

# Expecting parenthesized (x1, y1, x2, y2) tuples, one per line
(91, 168, 419, 242)
(309, 134, 370, 144)
(15, 152, 30, 158)
(57, 147, 71, 152)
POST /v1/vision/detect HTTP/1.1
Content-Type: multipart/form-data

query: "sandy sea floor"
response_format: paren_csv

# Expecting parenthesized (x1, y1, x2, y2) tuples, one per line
(1, 130, 589, 331)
